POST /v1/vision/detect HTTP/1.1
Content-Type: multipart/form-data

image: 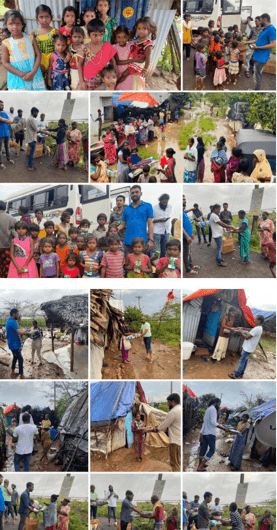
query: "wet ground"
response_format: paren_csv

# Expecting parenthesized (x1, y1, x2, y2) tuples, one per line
(3, 518, 44, 529)
(147, 69, 180, 91)
(2, 435, 62, 472)
(102, 336, 181, 380)
(184, 239, 273, 278)
(183, 345, 276, 379)
(183, 427, 276, 472)
(182, 49, 276, 91)
(203, 114, 236, 182)
(90, 445, 173, 472)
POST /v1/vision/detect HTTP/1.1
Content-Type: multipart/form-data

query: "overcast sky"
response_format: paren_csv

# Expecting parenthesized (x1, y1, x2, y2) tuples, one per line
(141, 381, 181, 402)
(184, 185, 276, 214)
(0, 381, 77, 408)
(0, 289, 87, 311)
(184, 381, 275, 407)
(184, 473, 275, 504)
(245, 0, 276, 23)
(0, 93, 88, 121)
(110, 184, 181, 219)
(0, 473, 88, 499)
(182, 287, 276, 311)
(113, 289, 181, 315)
(90, 473, 180, 502)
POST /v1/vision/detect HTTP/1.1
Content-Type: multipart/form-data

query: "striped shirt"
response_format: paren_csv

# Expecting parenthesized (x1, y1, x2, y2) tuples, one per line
(101, 251, 125, 278)
(230, 511, 244, 530)
(80, 250, 102, 277)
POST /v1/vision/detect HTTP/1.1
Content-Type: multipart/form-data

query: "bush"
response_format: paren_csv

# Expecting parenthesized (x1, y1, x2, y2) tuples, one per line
(198, 116, 216, 132)
(179, 121, 197, 150)
(97, 502, 180, 526)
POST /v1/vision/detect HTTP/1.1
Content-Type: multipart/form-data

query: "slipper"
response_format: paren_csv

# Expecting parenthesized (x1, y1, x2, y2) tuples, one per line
(217, 262, 227, 267)
(245, 71, 250, 77)
(186, 270, 198, 276)
(7, 160, 15, 164)
(149, 359, 154, 363)
(0, 164, 6, 170)
(197, 468, 206, 472)
(192, 265, 200, 270)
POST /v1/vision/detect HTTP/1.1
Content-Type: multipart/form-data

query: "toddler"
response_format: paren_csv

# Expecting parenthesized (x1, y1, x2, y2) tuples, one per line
(48, 34, 70, 90)
(125, 237, 151, 278)
(138, 165, 151, 183)
(39, 239, 60, 278)
(99, 64, 117, 90)
(62, 252, 80, 278)
(156, 239, 181, 278)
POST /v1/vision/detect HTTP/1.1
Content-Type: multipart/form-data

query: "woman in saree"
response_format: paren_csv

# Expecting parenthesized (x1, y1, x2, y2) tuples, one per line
(57, 499, 71, 530)
(234, 210, 251, 264)
(41, 413, 51, 449)
(250, 149, 272, 183)
(244, 506, 256, 530)
(258, 211, 275, 259)
(212, 307, 236, 361)
(131, 412, 147, 462)
(258, 510, 274, 530)
(210, 141, 228, 183)
(67, 122, 82, 167)
(228, 413, 250, 471)
(226, 147, 242, 182)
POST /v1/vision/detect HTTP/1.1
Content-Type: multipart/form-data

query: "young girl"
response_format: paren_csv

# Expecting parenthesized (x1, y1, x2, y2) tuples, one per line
(39, 239, 60, 278)
(116, 17, 157, 90)
(156, 239, 181, 278)
(55, 211, 70, 236)
(213, 50, 226, 89)
(95, 0, 116, 43)
(69, 26, 84, 90)
(228, 40, 239, 85)
(74, 235, 86, 277)
(157, 148, 177, 183)
(107, 224, 123, 249)
(195, 43, 207, 90)
(55, 232, 71, 274)
(29, 223, 40, 273)
(59, 6, 77, 44)
(100, 235, 125, 278)
(2, 10, 45, 91)
(81, 7, 96, 43)
(113, 25, 133, 90)
(48, 119, 69, 170)
(104, 137, 117, 165)
(32, 4, 57, 81)
(8, 222, 38, 278)
(62, 252, 81, 278)
(48, 34, 70, 90)
(125, 237, 151, 278)
(80, 235, 102, 277)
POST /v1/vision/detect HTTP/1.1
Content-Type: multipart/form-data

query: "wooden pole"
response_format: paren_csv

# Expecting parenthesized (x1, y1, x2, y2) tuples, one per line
(240, 474, 244, 484)
(51, 323, 54, 352)
(251, 185, 259, 234)
(70, 331, 74, 372)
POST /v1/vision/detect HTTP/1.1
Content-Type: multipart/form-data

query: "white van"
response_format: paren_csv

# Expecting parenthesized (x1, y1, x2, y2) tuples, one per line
(184, 0, 242, 32)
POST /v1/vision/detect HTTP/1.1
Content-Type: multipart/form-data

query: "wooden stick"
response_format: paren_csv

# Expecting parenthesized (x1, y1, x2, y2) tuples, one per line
(70, 331, 74, 372)
(258, 341, 268, 360)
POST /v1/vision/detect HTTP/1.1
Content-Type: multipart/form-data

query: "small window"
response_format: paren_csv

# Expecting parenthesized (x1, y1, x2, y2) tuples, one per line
(222, 0, 241, 14)
(184, 0, 214, 14)
(79, 185, 108, 204)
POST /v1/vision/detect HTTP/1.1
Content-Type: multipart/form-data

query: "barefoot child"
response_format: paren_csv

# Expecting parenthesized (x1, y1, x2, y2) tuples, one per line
(48, 34, 70, 90)
(29, 223, 40, 273)
(100, 235, 125, 277)
(55, 232, 71, 275)
(125, 237, 151, 277)
(39, 239, 60, 278)
(227, 40, 239, 85)
(8, 222, 38, 278)
(113, 25, 133, 89)
(194, 43, 207, 90)
(213, 50, 226, 89)
(80, 235, 102, 277)
(99, 64, 117, 90)
(32, 4, 57, 82)
(156, 239, 181, 278)
(69, 26, 84, 90)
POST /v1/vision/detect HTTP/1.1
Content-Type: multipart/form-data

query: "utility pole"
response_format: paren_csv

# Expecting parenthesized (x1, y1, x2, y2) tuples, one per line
(66, 92, 71, 100)
(54, 382, 56, 409)
(136, 296, 142, 310)
(251, 184, 259, 234)
(240, 474, 244, 484)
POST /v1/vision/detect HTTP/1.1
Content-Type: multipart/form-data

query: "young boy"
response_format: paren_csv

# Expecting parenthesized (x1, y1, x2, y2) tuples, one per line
(195, 43, 207, 90)
(100, 235, 125, 278)
(39, 221, 56, 253)
(68, 226, 78, 250)
(78, 218, 92, 237)
(93, 213, 108, 239)
(138, 165, 151, 183)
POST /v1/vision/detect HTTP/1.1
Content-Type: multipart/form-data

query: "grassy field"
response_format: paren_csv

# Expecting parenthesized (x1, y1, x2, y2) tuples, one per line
(221, 503, 276, 528)
(32, 498, 88, 530)
(96, 502, 180, 530)
(46, 121, 88, 171)
(0, 317, 46, 327)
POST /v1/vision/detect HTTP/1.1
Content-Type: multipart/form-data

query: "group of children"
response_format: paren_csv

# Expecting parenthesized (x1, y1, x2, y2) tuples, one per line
(2, 1, 158, 91)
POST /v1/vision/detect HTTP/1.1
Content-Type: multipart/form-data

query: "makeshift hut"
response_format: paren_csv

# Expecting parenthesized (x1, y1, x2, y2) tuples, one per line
(242, 399, 276, 467)
(41, 294, 88, 372)
(183, 289, 255, 357)
(90, 381, 169, 457)
(251, 308, 276, 335)
(4, 403, 20, 426)
(183, 385, 198, 437)
(90, 290, 128, 379)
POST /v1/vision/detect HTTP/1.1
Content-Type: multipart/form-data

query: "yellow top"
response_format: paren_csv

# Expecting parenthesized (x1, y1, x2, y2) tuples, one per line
(2, 35, 34, 62)
(183, 20, 192, 44)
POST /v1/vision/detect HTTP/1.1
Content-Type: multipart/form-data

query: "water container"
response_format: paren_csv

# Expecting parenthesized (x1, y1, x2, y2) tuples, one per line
(182, 342, 194, 360)
(50, 428, 56, 440)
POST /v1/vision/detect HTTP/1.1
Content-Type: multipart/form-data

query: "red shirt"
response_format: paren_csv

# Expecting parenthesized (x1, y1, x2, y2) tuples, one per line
(63, 266, 79, 278)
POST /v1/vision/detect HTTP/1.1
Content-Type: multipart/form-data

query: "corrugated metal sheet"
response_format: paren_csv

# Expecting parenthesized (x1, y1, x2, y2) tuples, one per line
(183, 297, 203, 342)
(18, 0, 74, 34)
(146, 8, 177, 77)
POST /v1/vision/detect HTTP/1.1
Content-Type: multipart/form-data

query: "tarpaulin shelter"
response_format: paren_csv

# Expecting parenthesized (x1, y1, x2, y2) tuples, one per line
(183, 385, 198, 437)
(251, 308, 276, 334)
(240, 399, 276, 466)
(90, 381, 169, 456)
(4, 404, 20, 426)
(183, 289, 255, 354)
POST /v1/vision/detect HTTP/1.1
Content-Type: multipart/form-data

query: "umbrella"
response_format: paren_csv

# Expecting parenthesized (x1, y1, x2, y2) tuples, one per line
(116, 92, 158, 107)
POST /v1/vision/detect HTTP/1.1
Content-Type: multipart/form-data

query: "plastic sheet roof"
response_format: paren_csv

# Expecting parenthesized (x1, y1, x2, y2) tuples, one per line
(90, 382, 135, 422)
(249, 399, 276, 421)
(251, 308, 276, 320)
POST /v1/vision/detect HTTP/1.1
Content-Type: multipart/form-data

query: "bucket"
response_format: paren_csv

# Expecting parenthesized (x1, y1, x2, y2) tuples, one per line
(182, 342, 194, 360)
(24, 517, 39, 530)
(50, 428, 56, 440)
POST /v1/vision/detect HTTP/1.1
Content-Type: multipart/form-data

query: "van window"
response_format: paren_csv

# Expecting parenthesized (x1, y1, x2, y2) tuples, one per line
(222, 0, 241, 14)
(184, 0, 213, 14)
(79, 185, 109, 204)
(30, 186, 68, 211)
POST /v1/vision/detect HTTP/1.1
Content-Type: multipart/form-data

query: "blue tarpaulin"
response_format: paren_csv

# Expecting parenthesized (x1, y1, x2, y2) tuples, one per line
(249, 399, 276, 421)
(251, 308, 276, 320)
(90, 382, 135, 422)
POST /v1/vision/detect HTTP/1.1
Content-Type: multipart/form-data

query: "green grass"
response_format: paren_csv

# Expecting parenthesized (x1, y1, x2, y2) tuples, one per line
(198, 116, 216, 132)
(97, 502, 180, 530)
(201, 133, 217, 147)
(128, 319, 180, 346)
(258, 337, 276, 351)
(178, 120, 197, 150)
(32, 498, 88, 530)
(46, 121, 88, 171)
(138, 146, 159, 160)
(0, 318, 46, 327)
(222, 504, 276, 526)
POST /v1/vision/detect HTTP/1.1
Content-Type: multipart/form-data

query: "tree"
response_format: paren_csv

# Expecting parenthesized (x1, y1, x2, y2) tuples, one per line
(124, 306, 145, 331)
(240, 391, 269, 409)
(198, 393, 218, 409)
(0, 299, 40, 318)
(244, 93, 276, 133)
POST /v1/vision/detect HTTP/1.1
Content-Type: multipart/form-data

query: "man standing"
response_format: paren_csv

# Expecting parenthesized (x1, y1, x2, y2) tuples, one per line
(192, 203, 207, 244)
(0, 475, 5, 530)
(183, 196, 199, 276)
(140, 316, 153, 363)
(13, 110, 25, 151)
(219, 203, 233, 226)
(0, 100, 14, 170)
(245, 17, 262, 76)
(210, 204, 235, 267)
(141, 495, 165, 530)
(12, 414, 39, 472)
(11, 484, 18, 520)
(153, 194, 172, 258)
(25, 107, 39, 171)
(229, 315, 264, 379)
(198, 492, 216, 530)
(120, 490, 142, 530)
(197, 398, 227, 471)
(37, 113, 48, 156)
(118, 186, 154, 257)
(252, 14, 276, 90)
(7, 106, 15, 139)
(109, 195, 127, 239)
(6, 309, 31, 380)
(30, 320, 43, 365)
(18, 482, 36, 530)
(156, 393, 181, 471)
(211, 497, 223, 530)
(0, 200, 16, 278)
(105, 485, 119, 526)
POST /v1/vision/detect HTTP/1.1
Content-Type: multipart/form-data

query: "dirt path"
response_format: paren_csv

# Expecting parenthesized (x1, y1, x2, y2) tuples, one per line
(183, 427, 276, 472)
(183, 347, 276, 380)
(185, 239, 273, 278)
(203, 115, 236, 182)
(102, 337, 181, 380)
(90, 445, 172, 472)
(3, 519, 44, 530)
(2, 436, 62, 472)
(182, 48, 276, 91)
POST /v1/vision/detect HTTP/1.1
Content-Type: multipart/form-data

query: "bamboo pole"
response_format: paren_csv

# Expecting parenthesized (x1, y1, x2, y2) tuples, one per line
(70, 330, 74, 372)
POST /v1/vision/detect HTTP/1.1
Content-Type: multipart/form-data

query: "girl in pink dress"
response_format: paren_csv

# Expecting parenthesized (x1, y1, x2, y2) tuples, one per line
(8, 222, 39, 278)
(125, 237, 152, 278)
(113, 25, 133, 90)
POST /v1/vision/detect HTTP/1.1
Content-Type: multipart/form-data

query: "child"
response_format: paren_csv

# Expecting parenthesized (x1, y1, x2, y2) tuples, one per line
(2, 10, 45, 91)
(77, 19, 117, 91)
(195, 43, 207, 90)
(120, 333, 132, 363)
(59, 6, 77, 44)
(29, 223, 40, 272)
(125, 237, 151, 278)
(55, 212, 70, 236)
(43, 494, 58, 530)
(39, 220, 56, 251)
(104, 137, 117, 165)
(55, 232, 71, 274)
(95, 0, 116, 43)
(223, 38, 230, 67)
(209, 35, 222, 75)
(107, 225, 123, 250)
(48, 119, 69, 169)
(90, 153, 108, 183)
(237, 35, 246, 77)
(161, 122, 166, 140)
(74, 235, 86, 277)
(167, 508, 180, 530)
(69, 26, 85, 90)
(80, 235, 102, 277)
(81, 7, 96, 43)
(138, 165, 151, 183)
(149, 176, 157, 182)
(48, 34, 70, 90)
(62, 252, 81, 278)
(228, 40, 239, 85)
(100, 235, 125, 278)
(98, 237, 108, 254)
(68, 227, 78, 250)
(39, 239, 59, 278)
(93, 213, 108, 239)
(8, 222, 38, 278)
(156, 148, 177, 183)
(113, 25, 133, 90)
(116, 17, 157, 90)
(268, 232, 276, 278)
(99, 64, 117, 90)
(78, 218, 92, 237)
(213, 50, 226, 89)
(32, 4, 57, 80)
(156, 239, 181, 278)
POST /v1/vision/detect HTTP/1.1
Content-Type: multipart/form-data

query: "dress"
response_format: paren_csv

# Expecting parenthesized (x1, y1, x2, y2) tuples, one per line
(259, 218, 275, 258)
(226, 155, 240, 182)
(41, 419, 51, 448)
(3, 35, 45, 91)
(58, 505, 70, 530)
(50, 127, 69, 166)
(131, 419, 146, 458)
(56, 245, 71, 272)
(127, 254, 149, 278)
(239, 218, 251, 262)
(50, 52, 70, 90)
(212, 315, 234, 361)
(244, 513, 256, 530)
(63, 266, 79, 278)
(211, 147, 227, 183)
(8, 236, 38, 278)
(67, 128, 82, 165)
(127, 39, 154, 90)
(113, 42, 133, 89)
(102, 16, 117, 43)
(228, 48, 239, 74)
(34, 27, 56, 72)
(59, 26, 72, 45)
(76, 44, 102, 90)
(213, 59, 227, 85)
(229, 421, 249, 469)
(104, 141, 117, 165)
(69, 45, 82, 90)
(160, 158, 176, 183)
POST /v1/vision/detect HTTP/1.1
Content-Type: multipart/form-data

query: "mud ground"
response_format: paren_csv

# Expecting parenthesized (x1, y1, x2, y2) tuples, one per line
(101, 336, 181, 380)
(183, 427, 276, 472)
(2, 434, 62, 472)
(90, 444, 173, 472)
(183, 345, 276, 379)
(3, 518, 44, 529)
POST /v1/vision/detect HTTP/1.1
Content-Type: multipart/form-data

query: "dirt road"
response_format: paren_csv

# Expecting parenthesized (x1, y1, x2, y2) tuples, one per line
(2, 435, 62, 472)
(102, 336, 181, 380)
(183, 346, 276, 379)
(203, 115, 236, 182)
(185, 238, 273, 278)
(3, 519, 44, 530)
(182, 49, 276, 91)
(90, 445, 173, 472)
(183, 428, 276, 472)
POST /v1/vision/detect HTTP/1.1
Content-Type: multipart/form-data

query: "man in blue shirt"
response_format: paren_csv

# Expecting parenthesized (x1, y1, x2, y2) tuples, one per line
(252, 13, 276, 90)
(118, 185, 154, 256)
(6, 308, 31, 380)
(0, 100, 14, 170)
(0, 474, 6, 530)
(183, 196, 199, 276)
(18, 482, 36, 530)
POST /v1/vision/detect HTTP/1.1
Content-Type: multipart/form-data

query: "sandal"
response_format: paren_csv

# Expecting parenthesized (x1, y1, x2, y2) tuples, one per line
(7, 159, 14, 164)
(217, 262, 227, 267)
(186, 270, 199, 276)
(245, 71, 250, 78)
(0, 164, 6, 170)
(192, 265, 200, 270)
